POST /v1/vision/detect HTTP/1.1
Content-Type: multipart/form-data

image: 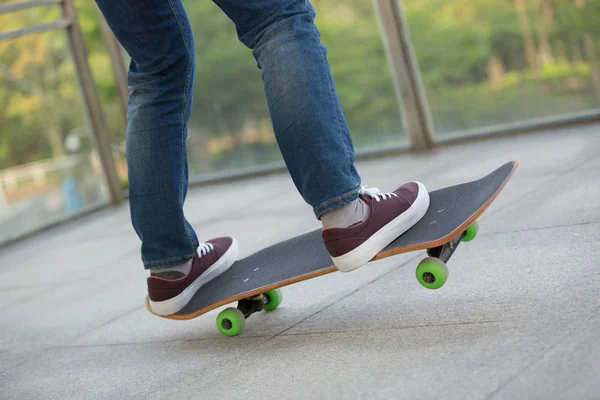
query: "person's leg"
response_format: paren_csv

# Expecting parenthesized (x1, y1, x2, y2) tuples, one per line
(213, 0, 362, 218)
(95, 0, 238, 315)
(95, 0, 198, 270)
(215, 0, 430, 271)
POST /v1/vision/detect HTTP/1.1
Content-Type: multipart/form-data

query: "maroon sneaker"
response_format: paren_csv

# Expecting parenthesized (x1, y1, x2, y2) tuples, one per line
(147, 237, 238, 316)
(322, 182, 429, 272)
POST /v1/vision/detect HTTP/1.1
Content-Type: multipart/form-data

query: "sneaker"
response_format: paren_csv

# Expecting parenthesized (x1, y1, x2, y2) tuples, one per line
(147, 237, 238, 316)
(322, 182, 429, 272)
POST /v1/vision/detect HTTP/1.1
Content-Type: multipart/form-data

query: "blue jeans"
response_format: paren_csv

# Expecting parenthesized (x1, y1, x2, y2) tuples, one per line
(95, 0, 361, 269)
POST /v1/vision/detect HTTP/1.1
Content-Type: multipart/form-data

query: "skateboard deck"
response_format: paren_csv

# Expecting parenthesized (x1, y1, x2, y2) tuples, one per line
(146, 161, 518, 334)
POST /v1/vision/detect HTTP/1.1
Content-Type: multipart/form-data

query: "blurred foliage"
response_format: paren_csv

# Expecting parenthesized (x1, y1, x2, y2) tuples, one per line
(1, 0, 599, 173)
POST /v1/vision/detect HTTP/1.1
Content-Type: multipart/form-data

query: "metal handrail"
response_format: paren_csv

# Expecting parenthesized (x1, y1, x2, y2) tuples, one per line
(0, 0, 62, 14)
(0, 19, 70, 41)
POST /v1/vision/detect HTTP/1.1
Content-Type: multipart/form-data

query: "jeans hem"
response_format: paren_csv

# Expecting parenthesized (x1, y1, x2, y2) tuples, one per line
(143, 252, 196, 270)
(314, 186, 361, 219)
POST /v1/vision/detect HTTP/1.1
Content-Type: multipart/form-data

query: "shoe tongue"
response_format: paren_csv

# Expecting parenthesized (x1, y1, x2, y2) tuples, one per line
(152, 271, 185, 280)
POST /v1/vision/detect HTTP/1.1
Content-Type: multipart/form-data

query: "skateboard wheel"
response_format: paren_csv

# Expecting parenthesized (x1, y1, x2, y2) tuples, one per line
(216, 308, 245, 337)
(263, 289, 283, 312)
(416, 257, 448, 290)
(462, 221, 479, 242)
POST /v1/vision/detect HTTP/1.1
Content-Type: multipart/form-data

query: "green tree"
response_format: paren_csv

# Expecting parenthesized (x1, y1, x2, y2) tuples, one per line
(0, 8, 85, 168)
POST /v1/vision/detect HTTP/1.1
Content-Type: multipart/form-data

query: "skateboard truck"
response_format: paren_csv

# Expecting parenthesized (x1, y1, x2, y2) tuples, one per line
(416, 221, 479, 290)
(236, 294, 269, 318)
(427, 230, 463, 263)
(217, 296, 267, 332)
(216, 289, 284, 337)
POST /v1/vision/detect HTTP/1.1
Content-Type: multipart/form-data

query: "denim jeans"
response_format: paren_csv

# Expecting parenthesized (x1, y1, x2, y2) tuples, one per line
(95, 0, 361, 269)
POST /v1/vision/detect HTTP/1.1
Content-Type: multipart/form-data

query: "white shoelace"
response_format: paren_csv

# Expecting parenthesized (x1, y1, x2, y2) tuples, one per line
(359, 185, 398, 203)
(197, 242, 214, 257)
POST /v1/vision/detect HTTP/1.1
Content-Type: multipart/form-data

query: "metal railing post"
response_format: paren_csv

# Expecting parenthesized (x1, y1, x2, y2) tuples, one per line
(59, 0, 124, 204)
(372, 0, 435, 150)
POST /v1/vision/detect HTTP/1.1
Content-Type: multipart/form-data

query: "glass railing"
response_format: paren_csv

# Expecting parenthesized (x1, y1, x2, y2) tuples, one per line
(179, 0, 406, 179)
(2, 0, 599, 245)
(403, 0, 600, 137)
(0, 5, 110, 244)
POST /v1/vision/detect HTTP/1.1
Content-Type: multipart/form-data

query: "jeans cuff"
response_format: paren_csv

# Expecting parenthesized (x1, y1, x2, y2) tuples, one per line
(313, 186, 361, 219)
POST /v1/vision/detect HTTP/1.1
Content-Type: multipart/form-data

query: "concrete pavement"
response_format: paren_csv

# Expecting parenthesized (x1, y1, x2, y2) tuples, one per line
(1, 124, 599, 399)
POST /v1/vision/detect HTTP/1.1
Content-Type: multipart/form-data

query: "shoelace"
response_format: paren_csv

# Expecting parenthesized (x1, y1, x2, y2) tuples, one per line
(359, 185, 398, 203)
(197, 242, 214, 257)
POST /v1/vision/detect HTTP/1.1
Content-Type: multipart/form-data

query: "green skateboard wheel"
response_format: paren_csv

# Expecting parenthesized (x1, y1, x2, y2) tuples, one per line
(462, 221, 479, 242)
(216, 307, 245, 337)
(263, 289, 283, 312)
(416, 257, 449, 290)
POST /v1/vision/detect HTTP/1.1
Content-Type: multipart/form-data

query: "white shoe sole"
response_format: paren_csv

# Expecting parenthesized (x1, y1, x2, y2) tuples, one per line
(149, 239, 239, 316)
(332, 182, 430, 272)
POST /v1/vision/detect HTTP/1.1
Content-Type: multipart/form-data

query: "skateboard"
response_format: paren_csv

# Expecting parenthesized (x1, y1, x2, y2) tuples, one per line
(146, 161, 518, 337)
